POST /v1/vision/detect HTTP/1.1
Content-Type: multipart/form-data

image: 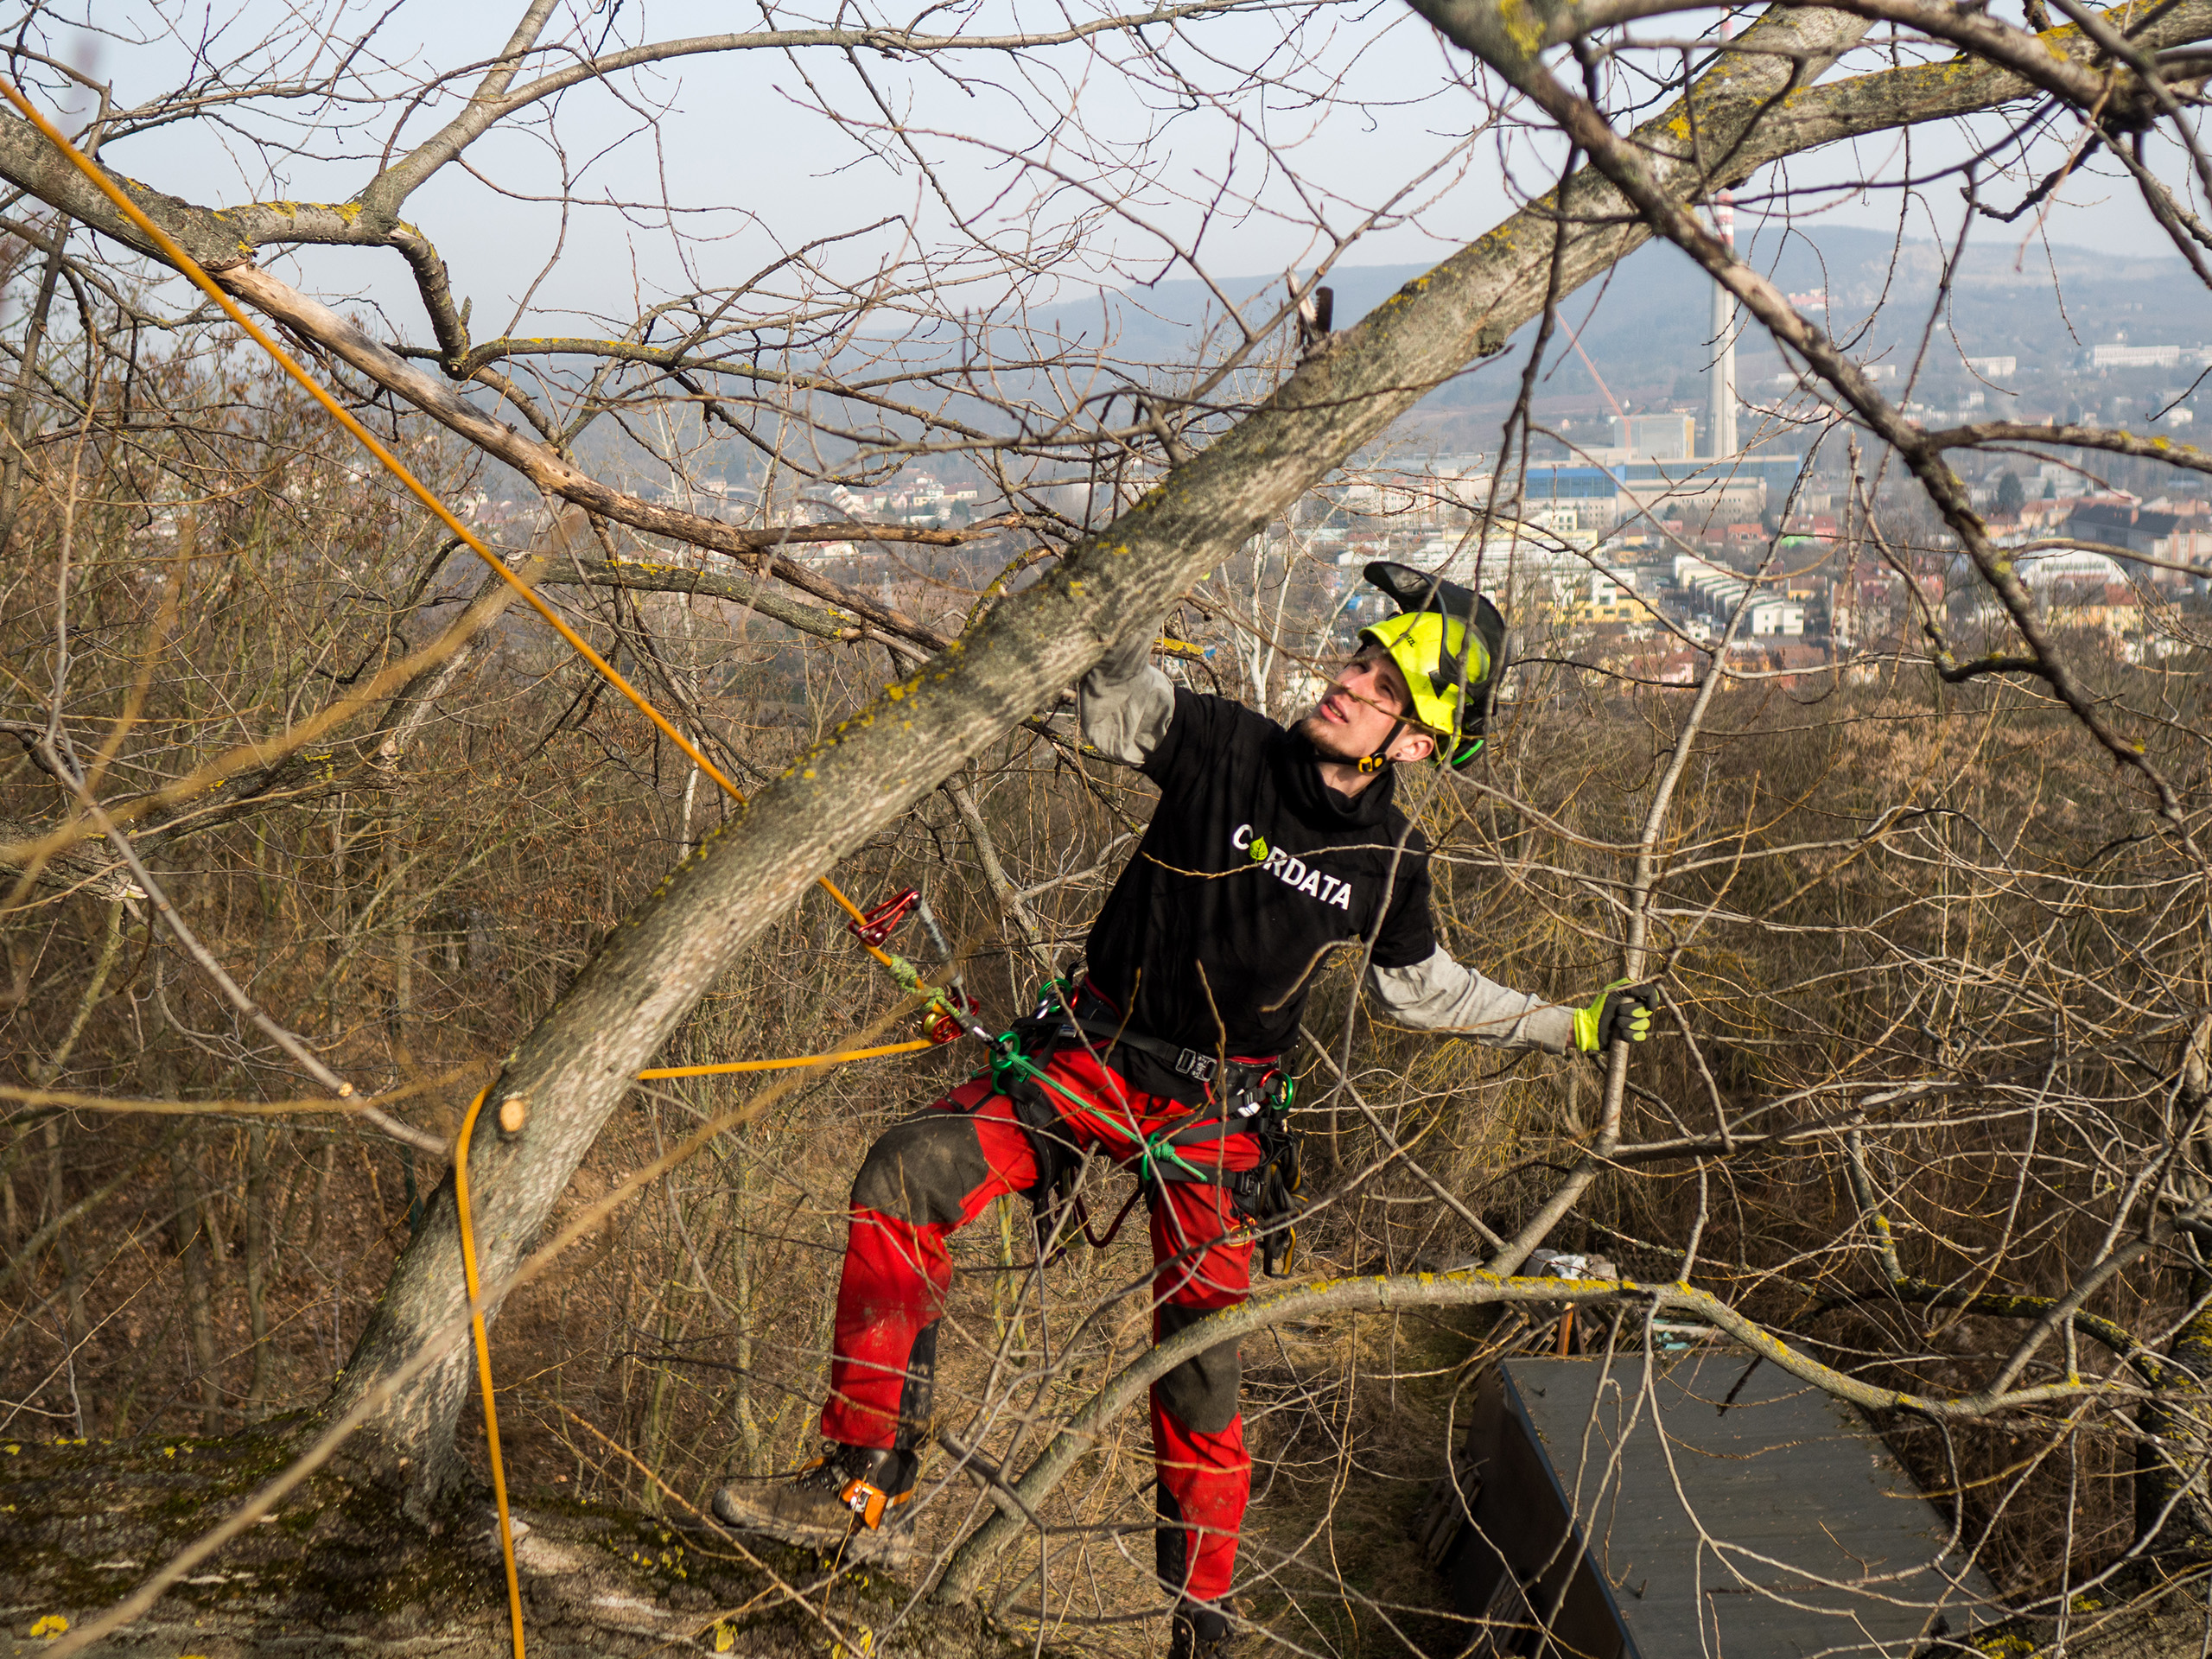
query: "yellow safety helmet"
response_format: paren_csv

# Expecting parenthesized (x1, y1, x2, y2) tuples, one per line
(1357, 561, 1509, 770)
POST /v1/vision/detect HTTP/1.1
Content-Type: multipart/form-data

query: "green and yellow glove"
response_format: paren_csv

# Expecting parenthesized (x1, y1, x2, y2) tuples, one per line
(1572, 981, 1656, 1054)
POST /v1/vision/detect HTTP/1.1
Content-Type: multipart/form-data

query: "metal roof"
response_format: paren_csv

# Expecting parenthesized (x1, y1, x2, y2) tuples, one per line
(1500, 1354, 1999, 1658)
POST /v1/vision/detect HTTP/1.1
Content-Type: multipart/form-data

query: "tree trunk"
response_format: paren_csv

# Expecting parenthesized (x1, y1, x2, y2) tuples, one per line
(0, 213, 68, 554)
(168, 1135, 225, 1440)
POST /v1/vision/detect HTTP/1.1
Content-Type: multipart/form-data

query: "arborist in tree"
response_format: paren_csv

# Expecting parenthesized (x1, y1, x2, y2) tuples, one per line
(713, 561, 1656, 1657)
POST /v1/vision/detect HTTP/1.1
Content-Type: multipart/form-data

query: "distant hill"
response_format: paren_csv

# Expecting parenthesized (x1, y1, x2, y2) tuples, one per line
(550, 226, 2202, 493)
(1026, 225, 2209, 425)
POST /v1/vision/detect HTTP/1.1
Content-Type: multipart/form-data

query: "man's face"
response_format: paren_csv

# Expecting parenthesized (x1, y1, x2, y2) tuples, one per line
(1300, 645, 1432, 764)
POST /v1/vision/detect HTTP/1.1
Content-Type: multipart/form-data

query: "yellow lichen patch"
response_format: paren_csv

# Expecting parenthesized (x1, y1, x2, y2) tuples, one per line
(714, 1624, 735, 1653)
(29, 1615, 67, 1638)
(1495, 0, 1544, 56)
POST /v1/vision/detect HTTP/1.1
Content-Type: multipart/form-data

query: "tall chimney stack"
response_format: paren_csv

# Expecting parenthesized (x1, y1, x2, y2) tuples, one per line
(1708, 189, 1738, 460)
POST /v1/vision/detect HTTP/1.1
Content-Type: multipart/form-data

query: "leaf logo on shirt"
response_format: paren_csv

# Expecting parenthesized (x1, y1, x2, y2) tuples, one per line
(1231, 823, 1357, 911)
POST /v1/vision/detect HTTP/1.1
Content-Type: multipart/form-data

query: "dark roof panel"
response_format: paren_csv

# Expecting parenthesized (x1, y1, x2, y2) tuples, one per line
(1501, 1355, 1999, 1657)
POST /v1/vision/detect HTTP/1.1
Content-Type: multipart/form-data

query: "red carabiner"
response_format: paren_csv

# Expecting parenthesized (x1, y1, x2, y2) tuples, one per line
(848, 887, 920, 949)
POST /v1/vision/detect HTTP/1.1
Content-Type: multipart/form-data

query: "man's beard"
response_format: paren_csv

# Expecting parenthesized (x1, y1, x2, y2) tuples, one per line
(1295, 709, 1373, 764)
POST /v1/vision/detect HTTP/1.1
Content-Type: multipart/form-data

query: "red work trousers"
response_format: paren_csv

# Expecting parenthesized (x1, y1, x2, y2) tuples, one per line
(822, 1039, 1262, 1605)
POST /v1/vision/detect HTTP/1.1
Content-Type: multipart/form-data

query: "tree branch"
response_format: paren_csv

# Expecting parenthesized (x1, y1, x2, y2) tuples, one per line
(931, 1260, 2132, 1601)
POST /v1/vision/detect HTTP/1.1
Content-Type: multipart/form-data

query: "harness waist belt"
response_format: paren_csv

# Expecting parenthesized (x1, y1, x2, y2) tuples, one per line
(1058, 998, 1279, 1090)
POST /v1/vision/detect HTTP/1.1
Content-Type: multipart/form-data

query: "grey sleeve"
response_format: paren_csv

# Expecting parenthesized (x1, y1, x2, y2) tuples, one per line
(1078, 628, 1175, 766)
(1367, 947, 1578, 1052)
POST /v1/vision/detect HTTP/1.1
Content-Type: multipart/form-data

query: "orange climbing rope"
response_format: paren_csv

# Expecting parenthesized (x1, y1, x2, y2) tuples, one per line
(0, 77, 966, 1658)
(451, 1086, 524, 1659)
(637, 1039, 933, 1079)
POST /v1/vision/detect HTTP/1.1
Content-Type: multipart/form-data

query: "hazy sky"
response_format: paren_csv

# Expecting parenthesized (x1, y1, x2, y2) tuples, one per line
(48, 1, 2196, 347)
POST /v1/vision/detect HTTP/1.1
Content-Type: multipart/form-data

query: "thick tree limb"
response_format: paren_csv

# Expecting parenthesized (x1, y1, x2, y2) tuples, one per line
(1925, 419, 2212, 472)
(931, 1261, 2133, 1600)
(0, 807, 135, 903)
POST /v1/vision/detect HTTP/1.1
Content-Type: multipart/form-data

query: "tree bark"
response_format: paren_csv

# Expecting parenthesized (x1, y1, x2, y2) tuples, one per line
(0, 213, 68, 553)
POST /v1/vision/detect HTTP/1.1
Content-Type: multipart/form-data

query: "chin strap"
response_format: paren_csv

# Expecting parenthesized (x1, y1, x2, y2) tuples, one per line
(1358, 719, 1405, 773)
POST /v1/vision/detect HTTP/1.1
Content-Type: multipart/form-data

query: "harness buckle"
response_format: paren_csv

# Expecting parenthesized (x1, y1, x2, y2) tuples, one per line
(1174, 1049, 1217, 1083)
(1234, 1066, 1281, 1116)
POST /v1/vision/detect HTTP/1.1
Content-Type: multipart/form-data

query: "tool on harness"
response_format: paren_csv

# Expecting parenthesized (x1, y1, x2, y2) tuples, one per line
(849, 885, 982, 1046)
(1243, 1079, 1304, 1276)
(1142, 1071, 1306, 1276)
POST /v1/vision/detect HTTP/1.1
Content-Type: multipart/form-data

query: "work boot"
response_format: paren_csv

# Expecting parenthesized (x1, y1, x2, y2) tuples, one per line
(1167, 1599, 1243, 1659)
(710, 1443, 917, 1559)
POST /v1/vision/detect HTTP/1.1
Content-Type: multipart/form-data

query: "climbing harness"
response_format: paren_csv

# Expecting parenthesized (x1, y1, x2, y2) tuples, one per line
(977, 978, 1309, 1275)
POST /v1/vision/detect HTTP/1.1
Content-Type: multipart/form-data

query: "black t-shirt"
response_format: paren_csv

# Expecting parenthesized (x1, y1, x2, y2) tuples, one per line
(1082, 689, 1436, 1061)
